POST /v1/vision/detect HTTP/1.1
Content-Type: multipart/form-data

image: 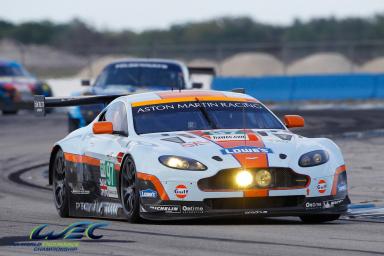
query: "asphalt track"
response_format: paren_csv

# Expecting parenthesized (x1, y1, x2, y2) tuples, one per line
(0, 110, 384, 256)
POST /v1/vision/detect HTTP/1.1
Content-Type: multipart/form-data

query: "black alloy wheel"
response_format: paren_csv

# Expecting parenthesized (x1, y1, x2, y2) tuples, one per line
(52, 149, 69, 217)
(120, 156, 141, 223)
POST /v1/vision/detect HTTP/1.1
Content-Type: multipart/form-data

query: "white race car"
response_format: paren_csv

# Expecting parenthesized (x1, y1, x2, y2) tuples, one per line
(36, 90, 349, 223)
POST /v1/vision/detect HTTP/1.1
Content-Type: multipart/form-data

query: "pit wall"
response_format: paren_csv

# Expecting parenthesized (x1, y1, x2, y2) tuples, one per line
(212, 74, 384, 101)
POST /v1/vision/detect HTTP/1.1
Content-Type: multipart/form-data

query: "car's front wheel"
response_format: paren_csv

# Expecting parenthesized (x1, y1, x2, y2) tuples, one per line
(52, 149, 69, 217)
(300, 214, 340, 223)
(120, 156, 141, 223)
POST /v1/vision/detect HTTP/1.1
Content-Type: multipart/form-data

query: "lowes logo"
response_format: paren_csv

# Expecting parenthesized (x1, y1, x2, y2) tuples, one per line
(221, 146, 273, 155)
(140, 189, 158, 198)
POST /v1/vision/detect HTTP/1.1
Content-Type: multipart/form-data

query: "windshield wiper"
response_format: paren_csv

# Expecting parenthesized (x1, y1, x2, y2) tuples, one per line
(195, 98, 218, 129)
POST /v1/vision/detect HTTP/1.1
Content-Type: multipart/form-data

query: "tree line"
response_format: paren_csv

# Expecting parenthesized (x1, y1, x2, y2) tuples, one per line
(1, 15, 384, 54)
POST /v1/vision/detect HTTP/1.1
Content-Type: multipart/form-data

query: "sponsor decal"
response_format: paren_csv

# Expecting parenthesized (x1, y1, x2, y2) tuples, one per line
(115, 63, 168, 69)
(100, 160, 118, 198)
(182, 205, 204, 214)
(140, 189, 158, 198)
(71, 186, 90, 195)
(75, 202, 121, 216)
(305, 201, 322, 209)
(174, 184, 188, 199)
(181, 141, 209, 147)
(221, 146, 273, 155)
(99, 178, 107, 192)
(135, 101, 262, 113)
(317, 179, 327, 194)
(244, 210, 268, 215)
(323, 199, 344, 209)
(337, 183, 347, 192)
(208, 134, 248, 141)
(149, 205, 181, 213)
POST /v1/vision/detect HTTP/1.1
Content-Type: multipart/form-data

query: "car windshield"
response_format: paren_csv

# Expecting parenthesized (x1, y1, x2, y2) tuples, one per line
(0, 65, 31, 77)
(95, 62, 185, 89)
(132, 100, 285, 134)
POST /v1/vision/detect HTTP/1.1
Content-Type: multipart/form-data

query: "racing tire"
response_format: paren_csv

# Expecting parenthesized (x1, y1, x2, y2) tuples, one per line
(120, 156, 141, 223)
(68, 117, 80, 133)
(299, 214, 340, 223)
(52, 149, 70, 217)
(2, 110, 18, 115)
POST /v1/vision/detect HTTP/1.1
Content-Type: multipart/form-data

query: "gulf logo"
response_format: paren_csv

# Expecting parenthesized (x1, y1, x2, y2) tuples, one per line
(174, 184, 188, 199)
(317, 179, 327, 194)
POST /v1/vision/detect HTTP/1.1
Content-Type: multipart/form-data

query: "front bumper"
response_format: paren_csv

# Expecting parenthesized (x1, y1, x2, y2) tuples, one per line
(139, 195, 350, 220)
(137, 165, 349, 220)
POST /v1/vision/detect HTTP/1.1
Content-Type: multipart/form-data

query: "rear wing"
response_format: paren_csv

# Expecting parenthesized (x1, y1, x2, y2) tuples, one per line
(34, 94, 128, 116)
(187, 67, 216, 76)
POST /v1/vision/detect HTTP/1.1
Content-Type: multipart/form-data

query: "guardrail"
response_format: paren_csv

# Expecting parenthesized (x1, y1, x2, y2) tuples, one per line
(212, 74, 384, 101)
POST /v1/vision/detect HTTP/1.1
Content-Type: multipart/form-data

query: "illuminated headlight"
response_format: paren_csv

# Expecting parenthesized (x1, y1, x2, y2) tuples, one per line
(299, 150, 329, 167)
(254, 169, 272, 188)
(235, 170, 254, 188)
(159, 155, 207, 171)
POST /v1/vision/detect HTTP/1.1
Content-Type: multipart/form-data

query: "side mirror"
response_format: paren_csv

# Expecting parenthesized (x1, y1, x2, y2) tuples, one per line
(284, 115, 305, 128)
(93, 122, 113, 134)
(192, 82, 203, 89)
(81, 79, 91, 86)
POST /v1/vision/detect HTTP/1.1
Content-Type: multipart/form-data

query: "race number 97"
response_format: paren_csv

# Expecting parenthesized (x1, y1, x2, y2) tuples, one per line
(100, 160, 116, 187)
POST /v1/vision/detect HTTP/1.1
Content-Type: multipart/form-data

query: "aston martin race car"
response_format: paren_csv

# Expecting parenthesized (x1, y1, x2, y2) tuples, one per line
(35, 89, 349, 223)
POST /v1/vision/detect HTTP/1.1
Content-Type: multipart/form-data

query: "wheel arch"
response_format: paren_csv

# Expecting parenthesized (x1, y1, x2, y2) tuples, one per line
(49, 145, 62, 185)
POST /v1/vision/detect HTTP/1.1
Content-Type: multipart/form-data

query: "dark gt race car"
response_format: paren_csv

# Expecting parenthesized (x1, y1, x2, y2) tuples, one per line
(35, 89, 349, 223)
(68, 58, 215, 132)
(0, 60, 52, 114)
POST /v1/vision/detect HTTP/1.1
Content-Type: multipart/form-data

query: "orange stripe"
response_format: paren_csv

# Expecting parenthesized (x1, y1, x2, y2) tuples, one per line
(192, 130, 270, 169)
(331, 165, 347, 196)
(131, 96, 256, 107)
(243, 189, 269, 197)
(137, 172, 169, 200)
(157, 90, 225, 99)
(234, 153, 269, 168)
(64, 153, 100, 166)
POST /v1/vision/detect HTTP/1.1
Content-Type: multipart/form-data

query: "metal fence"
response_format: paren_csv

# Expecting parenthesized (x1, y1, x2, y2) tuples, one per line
(2, 39, 384, 77)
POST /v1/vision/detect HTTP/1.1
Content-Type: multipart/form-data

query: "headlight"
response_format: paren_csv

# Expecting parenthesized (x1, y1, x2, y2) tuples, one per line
(235, 170, 253, 188)
(159, 155, 207, 171)
(299, 150, 329, 167)
(254, 169, 272, 188)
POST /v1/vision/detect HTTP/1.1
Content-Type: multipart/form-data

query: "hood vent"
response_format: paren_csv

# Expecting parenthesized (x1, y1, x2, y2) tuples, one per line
(161, 137, 185, 144)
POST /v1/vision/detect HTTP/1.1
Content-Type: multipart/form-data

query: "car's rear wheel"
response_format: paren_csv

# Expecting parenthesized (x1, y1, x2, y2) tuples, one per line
(52, 149, 69, 217)
(300, 214, 340, 223)
(120, 156, 141, 223)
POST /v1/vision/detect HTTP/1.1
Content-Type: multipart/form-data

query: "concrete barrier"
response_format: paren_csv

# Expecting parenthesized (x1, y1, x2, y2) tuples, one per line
(212, 74, 384, 101)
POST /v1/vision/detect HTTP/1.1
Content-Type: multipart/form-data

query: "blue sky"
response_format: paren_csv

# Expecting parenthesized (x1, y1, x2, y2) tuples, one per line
(1, 0, 383, 31)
